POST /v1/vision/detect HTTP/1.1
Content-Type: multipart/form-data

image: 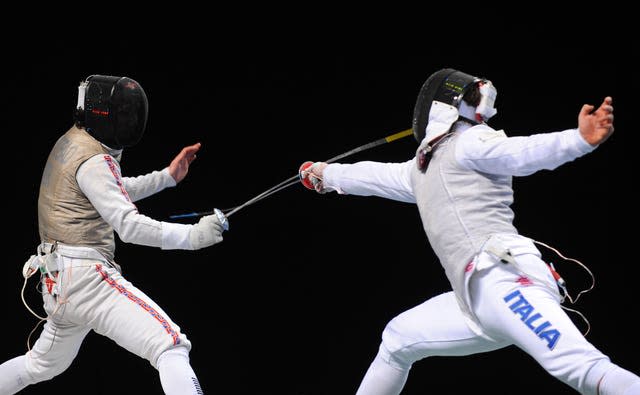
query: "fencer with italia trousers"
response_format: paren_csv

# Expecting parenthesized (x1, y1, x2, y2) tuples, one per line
(319, 123, 640, 395)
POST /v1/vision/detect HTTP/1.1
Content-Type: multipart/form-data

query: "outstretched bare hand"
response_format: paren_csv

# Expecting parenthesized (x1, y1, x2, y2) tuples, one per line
(169, 142, 201, 183)
(578, 97, 614, 146)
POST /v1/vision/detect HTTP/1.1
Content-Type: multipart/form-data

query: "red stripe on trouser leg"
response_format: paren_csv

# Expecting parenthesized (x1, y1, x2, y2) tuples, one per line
(95, 264, 180, 345)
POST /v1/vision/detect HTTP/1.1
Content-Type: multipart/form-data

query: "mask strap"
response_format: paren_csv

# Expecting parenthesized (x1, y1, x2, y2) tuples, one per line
(77, 81, 88, 110)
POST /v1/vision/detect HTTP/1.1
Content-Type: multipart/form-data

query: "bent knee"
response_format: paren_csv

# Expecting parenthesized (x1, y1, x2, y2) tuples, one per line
(153, 344, 191, 369)
(25, 353, 74, 383)
(380, 321, 424, 370)
(592, 362, 640, 395)
(544, 356, 617, 395)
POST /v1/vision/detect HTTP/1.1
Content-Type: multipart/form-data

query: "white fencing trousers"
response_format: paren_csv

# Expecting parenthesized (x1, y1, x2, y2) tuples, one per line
(7, 245, 193, 389)
(0, 356, 33, 394)
(356, 252, 638, 395)
(355, 352, 408, 395)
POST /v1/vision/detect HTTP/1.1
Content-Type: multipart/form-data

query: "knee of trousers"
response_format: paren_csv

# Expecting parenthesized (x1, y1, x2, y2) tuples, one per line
(144, 328, 192, 369)
(379, 322, 420, 371)
(585, 361, 640, 395)
(152, 343, 191, 370)
(547, 356, 616, 395)
(24, 351, 75, 383)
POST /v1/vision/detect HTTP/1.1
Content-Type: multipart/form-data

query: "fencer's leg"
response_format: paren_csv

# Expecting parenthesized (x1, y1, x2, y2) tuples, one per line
(355, 348, 409, 395)
(0, 356, 34, 395)
(87, 265, 200, 392)
(355, 292, 506, 395)
(157, 347, 203, 395)
(595, 363, 640, 395)
(623, 382, 640, 395)
(0, 319, 89, 395)
(26, 320, 90, 383)
(469, 254, 640, 395)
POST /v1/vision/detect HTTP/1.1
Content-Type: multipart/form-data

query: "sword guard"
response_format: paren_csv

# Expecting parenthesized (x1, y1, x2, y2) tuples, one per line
(299, 161, 316, 190)
(214, 208, 229, 231)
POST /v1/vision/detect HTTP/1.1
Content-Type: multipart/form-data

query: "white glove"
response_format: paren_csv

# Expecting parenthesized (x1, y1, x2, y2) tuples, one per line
(189, 214, 224, 250)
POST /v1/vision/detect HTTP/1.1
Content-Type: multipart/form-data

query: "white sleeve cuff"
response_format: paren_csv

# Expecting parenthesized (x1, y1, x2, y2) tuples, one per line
(161, 167, 177, 188)
(571, 128, 598, 154)
(320, 164, 345, 194)
(161, 222, 193, 250)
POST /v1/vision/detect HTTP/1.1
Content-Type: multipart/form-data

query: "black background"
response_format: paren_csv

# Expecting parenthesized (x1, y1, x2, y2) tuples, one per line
(2, 19, 638, 395)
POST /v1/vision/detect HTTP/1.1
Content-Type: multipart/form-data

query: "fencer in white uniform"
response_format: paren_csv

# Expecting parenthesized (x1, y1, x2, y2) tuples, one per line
(0, 75, 225, 395)
(300, 69, 640, 395)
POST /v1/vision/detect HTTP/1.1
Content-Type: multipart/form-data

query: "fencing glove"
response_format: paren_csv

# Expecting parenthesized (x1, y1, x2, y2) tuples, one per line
(189, 214, 224, 249)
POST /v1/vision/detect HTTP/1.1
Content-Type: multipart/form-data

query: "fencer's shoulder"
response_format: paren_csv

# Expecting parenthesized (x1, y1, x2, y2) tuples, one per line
(459, 124, 507, 143)
(455, 125, 508, 165)
(79, 153, 122, 173)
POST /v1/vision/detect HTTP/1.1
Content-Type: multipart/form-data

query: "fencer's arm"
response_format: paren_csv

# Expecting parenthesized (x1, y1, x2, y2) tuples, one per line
(321, 160, 416, 203)
(122, 168, 176, 202)
(455, 125, 595, 176)
(77, 155, 222, 250)
(121, 142, 201, 202)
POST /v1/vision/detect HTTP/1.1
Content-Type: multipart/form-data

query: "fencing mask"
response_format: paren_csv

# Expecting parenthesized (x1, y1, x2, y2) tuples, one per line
(75, 75, 148, 149)
(412, 68, 497, 145)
